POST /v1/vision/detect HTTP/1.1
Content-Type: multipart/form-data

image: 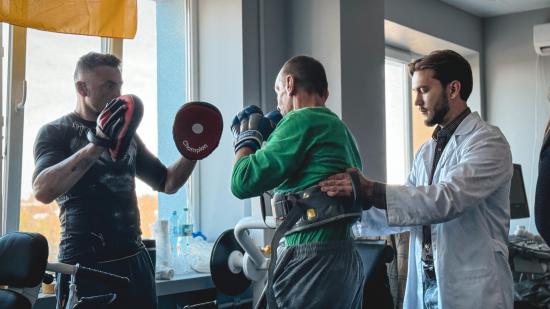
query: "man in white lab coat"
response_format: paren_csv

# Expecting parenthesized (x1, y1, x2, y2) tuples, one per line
(319, 50, 513, 309)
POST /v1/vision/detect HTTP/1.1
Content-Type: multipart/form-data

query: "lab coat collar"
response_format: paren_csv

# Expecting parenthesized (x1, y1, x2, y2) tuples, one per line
(421, 112, 480, 180)
(453, 111, 480, 137)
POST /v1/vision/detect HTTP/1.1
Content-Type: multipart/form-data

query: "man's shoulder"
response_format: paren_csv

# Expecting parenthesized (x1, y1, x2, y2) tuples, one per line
(467, 114, 508, 142)
(284, 107, 341, 127)
(41, 113, 79, 128)
(287, 106, 336, 117)
(37, 113, 85, 139)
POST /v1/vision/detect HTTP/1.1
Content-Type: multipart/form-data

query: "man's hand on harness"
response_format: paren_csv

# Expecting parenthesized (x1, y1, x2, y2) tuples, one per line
(319, 168, 374, 210)
(231, 105, 282, 153)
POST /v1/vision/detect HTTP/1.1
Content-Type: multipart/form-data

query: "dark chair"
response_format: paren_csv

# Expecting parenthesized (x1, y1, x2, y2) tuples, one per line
(0, 232, 49, 309)
(355, 240, 395, 309)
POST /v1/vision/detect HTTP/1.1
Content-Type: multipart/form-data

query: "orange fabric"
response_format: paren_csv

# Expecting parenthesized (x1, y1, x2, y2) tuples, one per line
(0, 0, 137, 39)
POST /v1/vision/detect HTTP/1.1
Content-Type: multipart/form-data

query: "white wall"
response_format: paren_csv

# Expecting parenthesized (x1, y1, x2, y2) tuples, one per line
(340, 0, 386, 181)
(282, 0, 387, 180)
(484, 8, 550, 233)
(287, 0, 342, 117)
(197, 0, 247, 238)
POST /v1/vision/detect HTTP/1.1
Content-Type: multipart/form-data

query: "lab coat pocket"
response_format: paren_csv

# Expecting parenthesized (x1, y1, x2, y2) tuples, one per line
(445, 267, 493, 309)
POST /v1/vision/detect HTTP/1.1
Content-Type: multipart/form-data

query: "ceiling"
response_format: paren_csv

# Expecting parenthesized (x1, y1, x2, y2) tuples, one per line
(440, 0, 550, 17)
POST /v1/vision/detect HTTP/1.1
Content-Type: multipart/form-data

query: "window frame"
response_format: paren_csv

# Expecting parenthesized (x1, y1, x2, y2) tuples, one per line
(3, 25, 27, 234)
(384, 46, 415, 182)
(185, 0, 201, 231)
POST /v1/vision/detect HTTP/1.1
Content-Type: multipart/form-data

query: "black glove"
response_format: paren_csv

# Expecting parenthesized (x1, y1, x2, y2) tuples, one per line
(231, 106, 282, 152)
(87, 98, 126, 148)
(264, 109, 282, 132)
(87, 95, 144, 161)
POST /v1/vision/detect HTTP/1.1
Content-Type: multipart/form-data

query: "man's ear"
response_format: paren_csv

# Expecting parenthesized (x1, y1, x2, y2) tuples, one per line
(448, 80, 461, 100)
(285, 75, 296, 96)
(76, 81, 88, 97)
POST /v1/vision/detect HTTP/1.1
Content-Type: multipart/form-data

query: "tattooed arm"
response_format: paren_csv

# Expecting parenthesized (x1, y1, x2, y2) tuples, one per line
(33, 143, 105, 204)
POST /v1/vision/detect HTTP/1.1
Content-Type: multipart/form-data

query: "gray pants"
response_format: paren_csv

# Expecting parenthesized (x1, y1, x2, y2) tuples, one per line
(272, 240, 365, 309)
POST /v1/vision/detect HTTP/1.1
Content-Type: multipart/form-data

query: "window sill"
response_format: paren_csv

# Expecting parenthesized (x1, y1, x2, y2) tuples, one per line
(156, 272, 213, 296)
(38, 271, 213, 300)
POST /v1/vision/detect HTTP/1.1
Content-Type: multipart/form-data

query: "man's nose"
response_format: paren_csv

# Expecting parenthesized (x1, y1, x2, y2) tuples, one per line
(413, 93, 422, 106)
(113, 85, 122, 97)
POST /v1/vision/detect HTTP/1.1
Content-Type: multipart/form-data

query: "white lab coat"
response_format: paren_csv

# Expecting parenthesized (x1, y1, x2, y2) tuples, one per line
(361, 112, 513, 309)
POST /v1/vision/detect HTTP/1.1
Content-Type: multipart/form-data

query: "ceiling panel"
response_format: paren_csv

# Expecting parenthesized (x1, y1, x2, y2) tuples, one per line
(440, 0, 550, 17)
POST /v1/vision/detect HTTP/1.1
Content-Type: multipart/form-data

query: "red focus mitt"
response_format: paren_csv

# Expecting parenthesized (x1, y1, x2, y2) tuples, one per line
(173, 102, 223, 160)
(87, 94, 144, 161)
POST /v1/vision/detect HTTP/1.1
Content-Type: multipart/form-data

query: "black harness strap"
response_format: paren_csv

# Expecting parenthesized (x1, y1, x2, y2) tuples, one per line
(260, 191, 273, 226)
(260, 173, 363, 309)
(265, 195, 305, 309)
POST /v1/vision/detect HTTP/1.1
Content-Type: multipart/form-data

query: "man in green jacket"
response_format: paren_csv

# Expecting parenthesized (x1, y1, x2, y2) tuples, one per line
(231, 55, 365, 308)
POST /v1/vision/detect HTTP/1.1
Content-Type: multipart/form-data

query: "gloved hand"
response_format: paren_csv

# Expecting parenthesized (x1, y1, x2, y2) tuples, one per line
(87, 98, 126, 148)
(87, 94, 144, 161)
(264, 109, 282, 130)
(231, 106, 282, 153)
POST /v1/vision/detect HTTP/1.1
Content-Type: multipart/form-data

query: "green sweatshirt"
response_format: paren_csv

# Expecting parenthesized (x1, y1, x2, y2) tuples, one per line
(231, 107, 362, 245)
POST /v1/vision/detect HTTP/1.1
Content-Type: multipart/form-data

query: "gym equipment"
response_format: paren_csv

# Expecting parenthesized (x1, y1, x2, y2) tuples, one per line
(209, 216, 275, 303)
(210, 229, 251, 296)
(0, 232, 130, 309)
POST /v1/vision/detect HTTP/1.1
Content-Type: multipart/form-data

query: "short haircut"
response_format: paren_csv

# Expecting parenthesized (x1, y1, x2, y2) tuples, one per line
(74, 52, 121, 81)
(408, 50, 473, 101)
(282, 55, 328, 98)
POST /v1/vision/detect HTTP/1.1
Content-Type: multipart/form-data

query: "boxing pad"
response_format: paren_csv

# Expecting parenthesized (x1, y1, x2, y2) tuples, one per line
(172, 102, 223, 160)
(88, 94, 144, 161)
(109, 94, 144, 161)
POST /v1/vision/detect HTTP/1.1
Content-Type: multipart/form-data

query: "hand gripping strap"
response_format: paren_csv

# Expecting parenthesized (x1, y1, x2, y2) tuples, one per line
(272, 186, 362, 235)
(87, 130, 114, 148)
(349, 170, 369, 210)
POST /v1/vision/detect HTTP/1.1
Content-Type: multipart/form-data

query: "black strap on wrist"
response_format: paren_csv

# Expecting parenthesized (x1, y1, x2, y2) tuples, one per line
(349, 171, 367, 210)
(87, 130, 113, 148)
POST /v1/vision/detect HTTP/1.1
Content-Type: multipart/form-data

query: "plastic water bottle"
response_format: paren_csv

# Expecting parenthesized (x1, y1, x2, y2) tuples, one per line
(169, 211, 179, 259)
(180, 208, 193, 253)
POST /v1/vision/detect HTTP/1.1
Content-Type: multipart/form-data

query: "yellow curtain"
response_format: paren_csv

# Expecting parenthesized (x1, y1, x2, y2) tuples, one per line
(0, 0, 137, 39)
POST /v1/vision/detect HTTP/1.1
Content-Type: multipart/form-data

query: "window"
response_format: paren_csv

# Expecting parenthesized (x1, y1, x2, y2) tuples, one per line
(122, 0, 158, 240)
(385, 58, 411, 184)
(19, 29, 100, 261)
(385, 49, 432, 184)
(1, 1, 190, 261)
